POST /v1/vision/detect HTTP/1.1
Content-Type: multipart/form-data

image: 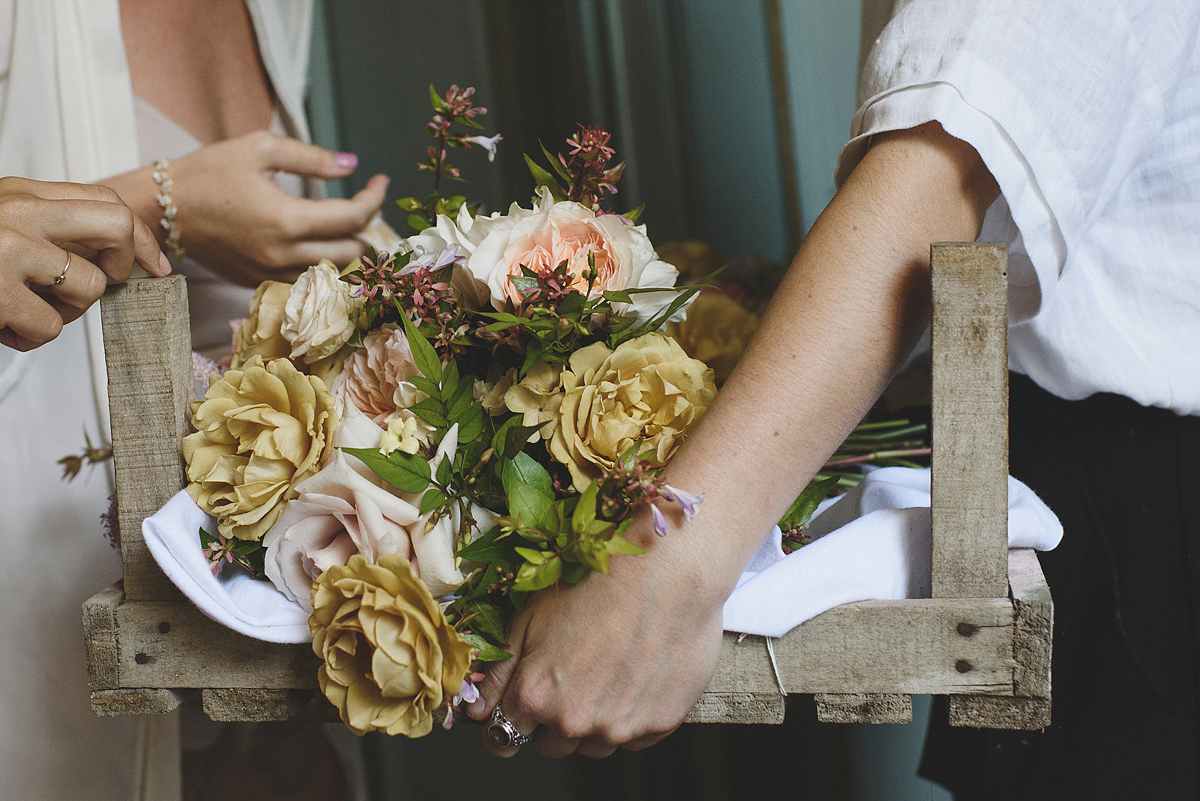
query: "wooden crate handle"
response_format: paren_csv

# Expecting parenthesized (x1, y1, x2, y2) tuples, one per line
(102, 276, 192, 601)
(929, 243, 1009, 598)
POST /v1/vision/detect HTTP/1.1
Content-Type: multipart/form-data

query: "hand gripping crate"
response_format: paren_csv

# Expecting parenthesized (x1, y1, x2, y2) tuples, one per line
(83, 242, 1052, 729)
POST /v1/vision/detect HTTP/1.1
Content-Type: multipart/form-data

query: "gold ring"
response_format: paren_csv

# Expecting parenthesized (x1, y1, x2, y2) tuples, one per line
(52, 252, 71, 286)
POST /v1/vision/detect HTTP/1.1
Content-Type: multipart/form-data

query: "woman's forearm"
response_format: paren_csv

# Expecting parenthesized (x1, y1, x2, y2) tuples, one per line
(656, 121, 1001, 598)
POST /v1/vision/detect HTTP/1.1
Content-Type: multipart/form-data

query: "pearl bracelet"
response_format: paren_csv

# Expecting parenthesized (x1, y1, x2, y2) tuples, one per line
(152, 158, 185, 261)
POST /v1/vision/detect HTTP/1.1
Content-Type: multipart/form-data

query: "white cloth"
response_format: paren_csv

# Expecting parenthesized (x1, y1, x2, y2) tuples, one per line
(144, 492, 311, 643)
(142, 467, 1062, 644)
(839, 0, 1200, 416)
(0, 2, 312, 799)
(722, 467, 1062, 637)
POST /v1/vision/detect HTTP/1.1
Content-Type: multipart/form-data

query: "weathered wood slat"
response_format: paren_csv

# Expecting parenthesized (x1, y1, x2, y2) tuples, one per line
(929, 243, 1009, 599)
(202, 689, 313, 722)
(91, 688, 189, 717)
(102, 277, 192, 601)
(815, 693, 913, 724)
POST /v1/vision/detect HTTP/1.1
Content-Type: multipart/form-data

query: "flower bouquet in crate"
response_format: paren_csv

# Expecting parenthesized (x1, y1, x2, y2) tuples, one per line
(176, 86, 927, 737)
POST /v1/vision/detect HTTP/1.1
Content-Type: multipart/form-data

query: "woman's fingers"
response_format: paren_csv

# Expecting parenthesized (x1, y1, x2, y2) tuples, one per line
(1, 178, 170, 279)
(284, 174, 391, 241)
(259, 133, 363, 180)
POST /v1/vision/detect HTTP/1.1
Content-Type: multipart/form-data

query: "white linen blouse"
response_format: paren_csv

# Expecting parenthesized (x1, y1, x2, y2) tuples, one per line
(839, 0, 1200, 415)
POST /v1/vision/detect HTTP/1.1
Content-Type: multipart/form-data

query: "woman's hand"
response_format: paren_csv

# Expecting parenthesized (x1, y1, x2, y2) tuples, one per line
(466, 510, 728, 759)
(0, 177, 169, 351)
(103, 131, 390, 286)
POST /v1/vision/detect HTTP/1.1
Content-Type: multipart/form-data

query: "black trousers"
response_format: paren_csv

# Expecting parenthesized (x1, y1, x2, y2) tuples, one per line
(920, 374, 1200, 800)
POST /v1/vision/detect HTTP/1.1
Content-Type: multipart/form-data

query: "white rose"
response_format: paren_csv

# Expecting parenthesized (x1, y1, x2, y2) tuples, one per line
(281, 261, 362, 363)
(262, 409, 494, 608)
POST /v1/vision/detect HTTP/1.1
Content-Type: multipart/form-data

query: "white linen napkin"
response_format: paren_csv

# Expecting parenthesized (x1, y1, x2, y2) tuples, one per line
(721, 467, 1062, 637)
(142, 491, 311, 643)
(144, 466, 1062, 644)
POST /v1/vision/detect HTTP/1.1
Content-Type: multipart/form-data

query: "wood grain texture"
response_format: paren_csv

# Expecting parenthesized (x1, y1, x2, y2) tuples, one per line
(710, 599, 1015, 697)
(685, 693, 786, 725)
(113, 601, 318, 689)
(815, 693, 913, 724)
(948, 694, 1051, 730)
(1008, 549, 1053, 700)
(202, 689, 312, 722)
(930, 243, 1009, 598)
(82, 582, 123, 691)
(102, 277, 192, 601)
(91, 688, 188, 717)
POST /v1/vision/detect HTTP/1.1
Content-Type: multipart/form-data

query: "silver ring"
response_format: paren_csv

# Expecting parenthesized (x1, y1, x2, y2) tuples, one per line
(52, 252, 70, 286)
(487, 703, 531, 748)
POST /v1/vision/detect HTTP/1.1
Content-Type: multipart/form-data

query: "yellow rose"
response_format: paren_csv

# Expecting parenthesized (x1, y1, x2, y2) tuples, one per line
(231, 281, 293, 368)
(548, 333, 716, 489)
(310, 554, 473, 737)
(666, 290, 759, 384)
(503, 362, 564, 440)
(183, 356, 337, 541)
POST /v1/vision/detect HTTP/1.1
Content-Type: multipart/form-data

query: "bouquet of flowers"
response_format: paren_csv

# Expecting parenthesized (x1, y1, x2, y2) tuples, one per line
(176, 86, 928, 738)
(181, 86, 719, 737)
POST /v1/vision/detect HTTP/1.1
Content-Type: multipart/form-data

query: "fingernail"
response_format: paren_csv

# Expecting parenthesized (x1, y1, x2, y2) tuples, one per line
(158, 252, 172, 274)
(335, 152, 359, 170)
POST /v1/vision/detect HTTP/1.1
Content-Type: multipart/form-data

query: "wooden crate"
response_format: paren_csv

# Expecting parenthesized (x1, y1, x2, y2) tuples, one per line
(84, 243, 1051, 729)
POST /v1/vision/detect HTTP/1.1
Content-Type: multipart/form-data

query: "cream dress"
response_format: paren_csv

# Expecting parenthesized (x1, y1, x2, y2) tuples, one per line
(0, 2, 314, 798)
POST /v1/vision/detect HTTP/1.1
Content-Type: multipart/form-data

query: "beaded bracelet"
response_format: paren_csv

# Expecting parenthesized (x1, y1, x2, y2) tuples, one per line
(152, 158, 185, 261)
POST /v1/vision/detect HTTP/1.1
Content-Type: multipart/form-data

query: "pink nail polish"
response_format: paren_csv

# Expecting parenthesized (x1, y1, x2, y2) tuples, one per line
(335, 152, 359, 170)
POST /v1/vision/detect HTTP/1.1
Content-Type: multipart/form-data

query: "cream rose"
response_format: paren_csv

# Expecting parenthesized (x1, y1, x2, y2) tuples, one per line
(231, 281, 293, 368)
(310, 553, 473, 737)
(183, 356, 337, 541)
(548, 332, 716, 489)
(281, 261, 362, 363)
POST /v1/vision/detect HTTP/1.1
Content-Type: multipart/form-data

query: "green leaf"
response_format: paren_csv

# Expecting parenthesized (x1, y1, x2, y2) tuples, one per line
(343, 447, 431, 493)
(464, 602, 507, 643)
(409, 398, 448, 428)
(502, 451, 555, 501)
(399, 312, 443, 383)
(571, 481, 600, 534)
(395, 196, 423, 212)
(435, 454, 453, 487)
(514, 555, 562, 591)
(508, 482, 553, 530)
(428, 84, 445, 111)
(458, 525, 509, 563)
(623, 203, 646, 224)
(561, 561, 589, 585)
(607, 534, 646, 556)
(779, 475, 841, 528)
(523, 153, 563, 195)
(419, 487, 446, 516)
(407, 374, 442, 400)
(514, 546, 547, 565)
(601, 289, 633, 304)
(540, 141, 573, 183)
(456, 404, 486, 445)
(407, 213, 431, 232)
(463, 633, 510, 662)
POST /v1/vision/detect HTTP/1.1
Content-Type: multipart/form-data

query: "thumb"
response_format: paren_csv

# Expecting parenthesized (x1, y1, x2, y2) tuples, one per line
(262, 135, 361, 180)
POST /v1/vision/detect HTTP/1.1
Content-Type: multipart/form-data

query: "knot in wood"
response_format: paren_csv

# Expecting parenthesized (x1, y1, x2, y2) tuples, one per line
(956, 622, 977, 637)
(954, 659, 972, 674)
